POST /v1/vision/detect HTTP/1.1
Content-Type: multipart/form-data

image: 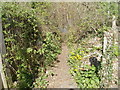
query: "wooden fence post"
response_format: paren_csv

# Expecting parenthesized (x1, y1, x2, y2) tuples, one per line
(0, 3, 13, 87)
(0, 13, 8, 88)
(112, 15, 118, 44)
(103, 31, 107, 54)
(0, 74, 3, 89)
(0, 54, 8, 88)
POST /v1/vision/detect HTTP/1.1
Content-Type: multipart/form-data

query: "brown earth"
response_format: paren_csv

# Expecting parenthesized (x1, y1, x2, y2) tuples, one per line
(46, 43, 77, 88)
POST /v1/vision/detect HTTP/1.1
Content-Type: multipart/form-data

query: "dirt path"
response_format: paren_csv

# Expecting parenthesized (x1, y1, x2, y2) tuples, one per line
(46, 43, 77, 88)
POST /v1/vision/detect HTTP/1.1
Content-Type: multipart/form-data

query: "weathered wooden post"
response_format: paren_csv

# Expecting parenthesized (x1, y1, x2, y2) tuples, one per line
(0, 54, 8, 88)
(0, 74, 3, 89)
(103, 31, 107, 54)
(0, 13, 8, 88)
(112, 15, 118, 44)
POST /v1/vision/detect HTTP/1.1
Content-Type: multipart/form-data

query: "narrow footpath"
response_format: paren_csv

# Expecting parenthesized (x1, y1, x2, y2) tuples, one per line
(46, 43, 77, 88)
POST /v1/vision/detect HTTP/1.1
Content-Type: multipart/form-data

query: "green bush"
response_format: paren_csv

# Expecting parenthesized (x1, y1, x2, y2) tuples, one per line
(42, 32, 61, 66)
(2, 2, 61, 88)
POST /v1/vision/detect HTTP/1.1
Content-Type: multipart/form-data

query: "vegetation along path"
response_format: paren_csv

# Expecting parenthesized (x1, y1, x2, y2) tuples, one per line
(46, 43, 77, 88)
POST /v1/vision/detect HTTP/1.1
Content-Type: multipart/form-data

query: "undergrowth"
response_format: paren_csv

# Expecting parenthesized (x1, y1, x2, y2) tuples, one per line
(1, 2, 61, 88)
(68, 47, 101, 88)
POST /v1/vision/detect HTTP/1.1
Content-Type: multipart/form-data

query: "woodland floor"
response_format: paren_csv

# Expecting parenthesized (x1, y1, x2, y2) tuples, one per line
(46, 43, 77, 88)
